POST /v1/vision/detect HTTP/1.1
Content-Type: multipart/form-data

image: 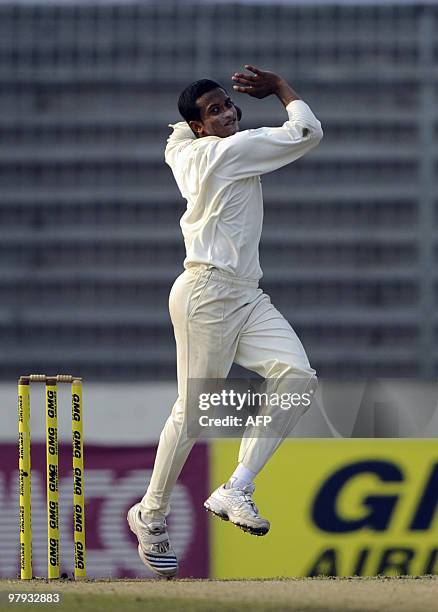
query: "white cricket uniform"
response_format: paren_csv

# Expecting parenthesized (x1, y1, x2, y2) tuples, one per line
(141, 100, 323, 519)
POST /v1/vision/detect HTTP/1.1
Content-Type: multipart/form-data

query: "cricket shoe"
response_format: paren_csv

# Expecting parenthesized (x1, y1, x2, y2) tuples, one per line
(127, 503, 178, 578)
(204, 483, 270, 536)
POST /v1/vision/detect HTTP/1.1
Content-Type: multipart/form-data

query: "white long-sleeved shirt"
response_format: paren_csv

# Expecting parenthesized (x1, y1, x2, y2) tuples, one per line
(165, 100, 323, 280)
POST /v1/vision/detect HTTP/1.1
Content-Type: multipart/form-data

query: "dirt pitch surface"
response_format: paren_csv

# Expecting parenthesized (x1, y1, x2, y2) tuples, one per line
(1, 577, 438, 612)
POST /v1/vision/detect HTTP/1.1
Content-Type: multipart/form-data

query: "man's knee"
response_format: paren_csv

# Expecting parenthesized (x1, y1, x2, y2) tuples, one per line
(280, 369, 318, 418)
(270, 360, 316, 382)
(270, 363, 318, 405)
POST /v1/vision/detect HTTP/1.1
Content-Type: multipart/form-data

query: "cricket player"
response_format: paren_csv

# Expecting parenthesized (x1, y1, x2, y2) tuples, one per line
(128, 65, 323, 577)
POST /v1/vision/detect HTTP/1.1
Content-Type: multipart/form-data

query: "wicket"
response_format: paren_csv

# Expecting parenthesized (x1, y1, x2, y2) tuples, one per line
(18, 374, 86, 580)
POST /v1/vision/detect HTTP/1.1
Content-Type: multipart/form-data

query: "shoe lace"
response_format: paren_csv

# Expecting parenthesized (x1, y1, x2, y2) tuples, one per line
(146, 523, 170, 554)
(237, 491, 259, 516)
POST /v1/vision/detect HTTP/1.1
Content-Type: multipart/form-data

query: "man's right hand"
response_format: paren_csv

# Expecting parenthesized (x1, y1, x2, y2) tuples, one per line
(232, 65, 300, 107)
(232, 65, 282, 99)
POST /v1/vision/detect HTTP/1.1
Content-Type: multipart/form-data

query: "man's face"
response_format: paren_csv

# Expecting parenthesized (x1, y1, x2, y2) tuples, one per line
(190, 88, 239, 138)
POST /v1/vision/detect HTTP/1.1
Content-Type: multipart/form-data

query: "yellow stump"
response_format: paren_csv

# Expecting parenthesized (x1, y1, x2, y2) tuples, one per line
(72, 379, 86, 580)
(18, 377, 32, 580)
(45, 378, 60, 579)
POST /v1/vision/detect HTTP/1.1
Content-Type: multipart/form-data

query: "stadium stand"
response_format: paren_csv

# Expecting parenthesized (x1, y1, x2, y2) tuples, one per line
(0, 2, 437, 379)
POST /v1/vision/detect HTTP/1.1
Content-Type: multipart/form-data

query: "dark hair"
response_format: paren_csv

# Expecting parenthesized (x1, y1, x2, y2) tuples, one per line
(178, 79, 224, 123)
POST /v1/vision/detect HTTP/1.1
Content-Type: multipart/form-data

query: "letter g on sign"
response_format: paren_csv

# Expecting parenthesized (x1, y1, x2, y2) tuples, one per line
(311, 460, 404, 533)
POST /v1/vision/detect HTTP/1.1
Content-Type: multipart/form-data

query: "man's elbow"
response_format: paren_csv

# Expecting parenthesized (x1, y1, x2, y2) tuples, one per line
(300, 122, 323, 146)
(310, 123, 323, 144)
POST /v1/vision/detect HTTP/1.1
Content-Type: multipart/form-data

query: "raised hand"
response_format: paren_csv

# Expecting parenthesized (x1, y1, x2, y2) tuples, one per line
(231, 65, 283, 99)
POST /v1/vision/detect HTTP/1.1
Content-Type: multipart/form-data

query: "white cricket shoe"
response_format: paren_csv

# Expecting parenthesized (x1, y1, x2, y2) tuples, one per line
(127, 503, 178, 578)
(204, 483, 270, 536)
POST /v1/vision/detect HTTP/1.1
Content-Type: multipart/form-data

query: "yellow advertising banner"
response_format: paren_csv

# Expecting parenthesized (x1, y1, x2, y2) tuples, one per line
(209, 440, 438, 578)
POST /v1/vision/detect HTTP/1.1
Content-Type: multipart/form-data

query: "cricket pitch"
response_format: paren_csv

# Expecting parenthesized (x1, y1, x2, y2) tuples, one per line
(1, 577, 438, 612)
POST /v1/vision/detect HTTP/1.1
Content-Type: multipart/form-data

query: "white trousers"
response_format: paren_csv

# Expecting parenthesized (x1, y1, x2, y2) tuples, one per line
(141, 265, 317, 519)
